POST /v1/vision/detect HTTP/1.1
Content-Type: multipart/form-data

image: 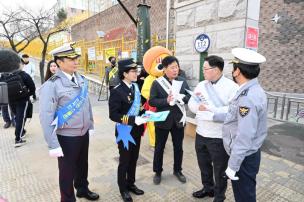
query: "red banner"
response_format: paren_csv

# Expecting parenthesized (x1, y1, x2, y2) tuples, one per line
(246, 27, 259, 49)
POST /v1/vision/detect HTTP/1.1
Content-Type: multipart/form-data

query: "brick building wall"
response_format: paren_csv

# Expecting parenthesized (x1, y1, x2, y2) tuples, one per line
(71, 0, 170, 41)
(259, 0, 304, 93)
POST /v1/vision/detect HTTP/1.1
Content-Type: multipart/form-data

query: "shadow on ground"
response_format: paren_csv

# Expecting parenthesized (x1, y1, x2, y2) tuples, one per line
(262, 122, 304, 165)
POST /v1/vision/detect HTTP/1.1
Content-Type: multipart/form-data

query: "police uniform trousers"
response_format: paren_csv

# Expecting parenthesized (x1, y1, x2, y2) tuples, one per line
(153, 123, 184, 173)
(57, 131, 90, 202)
(195, 135, 229, 202)
(117, 132, 141, 193)
(232, 149, 261, 202)
(10, 100, 29, 141)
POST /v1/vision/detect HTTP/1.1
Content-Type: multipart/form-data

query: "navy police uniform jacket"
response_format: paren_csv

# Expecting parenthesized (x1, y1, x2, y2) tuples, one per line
(109, 81, 145, 137)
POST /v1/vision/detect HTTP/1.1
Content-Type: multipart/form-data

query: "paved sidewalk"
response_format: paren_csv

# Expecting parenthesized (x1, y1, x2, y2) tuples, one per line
(0, 99, 304, 202)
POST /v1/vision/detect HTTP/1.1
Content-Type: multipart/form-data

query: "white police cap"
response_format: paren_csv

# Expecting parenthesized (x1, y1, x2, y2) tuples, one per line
(231, 48, 266, 65)
(49, 42, 80, 59)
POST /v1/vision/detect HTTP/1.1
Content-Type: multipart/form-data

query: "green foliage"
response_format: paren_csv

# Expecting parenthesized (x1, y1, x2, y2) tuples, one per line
(57, 8, 67, 23)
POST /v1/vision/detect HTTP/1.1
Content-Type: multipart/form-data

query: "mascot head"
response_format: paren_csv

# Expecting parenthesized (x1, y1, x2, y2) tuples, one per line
(0, 49, 21, 72)
(143, 46, 172, 77)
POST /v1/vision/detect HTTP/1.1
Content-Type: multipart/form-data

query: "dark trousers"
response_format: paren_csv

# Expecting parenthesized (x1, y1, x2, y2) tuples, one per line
(232, 150, 261, 202)
(117, 134, 141, 193)
(153, 124, 184, 173)
(10, 101, 28, 141)
(195, 135, 229, 202)
(57, 132, 90, 202)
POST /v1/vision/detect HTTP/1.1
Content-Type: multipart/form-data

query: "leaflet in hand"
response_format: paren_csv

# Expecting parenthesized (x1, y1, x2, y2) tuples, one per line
(186, 89, 208, 104)
(141, 110, 170, 122)
(172, 80, 183, 95)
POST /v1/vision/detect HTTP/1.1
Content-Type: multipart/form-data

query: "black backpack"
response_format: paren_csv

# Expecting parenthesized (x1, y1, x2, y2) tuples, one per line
(0, 71, 29, 103)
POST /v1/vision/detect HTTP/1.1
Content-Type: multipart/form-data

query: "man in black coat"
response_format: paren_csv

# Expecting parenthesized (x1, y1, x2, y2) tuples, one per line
(149, 56, 191, 185)
(109, 58, 147, 202)
(0, 49, 36, 147)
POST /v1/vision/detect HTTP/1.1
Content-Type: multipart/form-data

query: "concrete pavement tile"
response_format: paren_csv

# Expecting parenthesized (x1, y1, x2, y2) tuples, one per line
(293, 164, 304, 171)
(269, 183, 303, 201)
(275, 171, 290, 178)
(284, 178, 304, 194)
(282, 159, 296, 167)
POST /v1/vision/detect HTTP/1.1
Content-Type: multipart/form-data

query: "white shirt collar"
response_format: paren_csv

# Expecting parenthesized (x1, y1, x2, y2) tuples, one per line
(122, 80, 132, 88)
(239, 81, 248, 90)
(62, 71, 77, 85)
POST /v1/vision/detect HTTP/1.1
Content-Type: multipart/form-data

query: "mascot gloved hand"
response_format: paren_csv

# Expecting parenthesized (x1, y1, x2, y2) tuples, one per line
(141, 46, 172, 147)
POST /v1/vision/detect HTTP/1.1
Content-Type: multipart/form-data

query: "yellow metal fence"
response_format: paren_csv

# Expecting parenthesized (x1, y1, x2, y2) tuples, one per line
(72, 35, 175, 78)
(7, 34, 175, 79)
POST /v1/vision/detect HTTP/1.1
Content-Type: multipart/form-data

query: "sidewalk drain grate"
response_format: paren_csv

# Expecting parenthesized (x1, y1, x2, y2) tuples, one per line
(114, 154, 150, 166)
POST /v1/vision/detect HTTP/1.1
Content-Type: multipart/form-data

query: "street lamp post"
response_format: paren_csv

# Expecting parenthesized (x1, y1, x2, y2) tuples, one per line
(136, 0, 151, 64)
(117, 0, 151, 64)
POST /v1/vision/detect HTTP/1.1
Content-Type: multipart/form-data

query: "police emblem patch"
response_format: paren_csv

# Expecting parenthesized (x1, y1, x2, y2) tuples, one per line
(239, 106, 250, 117)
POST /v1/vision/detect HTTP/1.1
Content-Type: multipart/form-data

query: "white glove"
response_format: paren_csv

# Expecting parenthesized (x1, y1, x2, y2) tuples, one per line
(225, 167, 239, 180)
(49, 147, 64, 158)
(135, 116, 147, 125)
(89, 129, 95, 136)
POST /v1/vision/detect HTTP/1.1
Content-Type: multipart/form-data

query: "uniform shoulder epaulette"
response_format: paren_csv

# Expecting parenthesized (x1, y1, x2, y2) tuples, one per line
(49, 75, 59, 82)
(240, 89, 249, 96)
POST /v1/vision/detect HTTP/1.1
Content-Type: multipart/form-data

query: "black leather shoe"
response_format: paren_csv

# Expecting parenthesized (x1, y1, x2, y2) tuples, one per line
(192, 188, 214, 198)
(153, 173, 161, 185)
(76, 190, 99, 201)
(3, 122, 11, 129)
(120, 191, 133, 202)
(173, 171, 186, 183)
(127, 184, 144, 195)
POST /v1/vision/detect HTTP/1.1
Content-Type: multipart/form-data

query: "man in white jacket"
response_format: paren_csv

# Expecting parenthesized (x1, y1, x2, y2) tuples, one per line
(188, 55, 238, 202)
(21, 54, 35, 80)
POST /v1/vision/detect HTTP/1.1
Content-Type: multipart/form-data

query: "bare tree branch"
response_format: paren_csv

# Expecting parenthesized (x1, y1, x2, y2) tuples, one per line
(19, 7, 69, 84)
(0, 8, 37, 53)
(1, 6, 69, 83)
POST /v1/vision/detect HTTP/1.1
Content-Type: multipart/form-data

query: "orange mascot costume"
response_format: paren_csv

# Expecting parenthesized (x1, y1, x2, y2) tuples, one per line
(142, 46, 172, 147)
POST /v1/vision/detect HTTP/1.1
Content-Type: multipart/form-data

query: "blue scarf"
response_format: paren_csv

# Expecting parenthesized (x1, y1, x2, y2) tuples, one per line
(116, 83, 141, 150)
(52, 77, 89, 129)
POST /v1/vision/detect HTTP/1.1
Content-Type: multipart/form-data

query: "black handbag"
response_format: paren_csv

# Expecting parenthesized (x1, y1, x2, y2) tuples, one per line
(26, 101, 33, 118)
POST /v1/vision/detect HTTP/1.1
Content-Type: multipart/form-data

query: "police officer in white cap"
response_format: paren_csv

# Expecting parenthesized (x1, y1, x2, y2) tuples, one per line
(213, 48, 267, 202)
(39, 43, 99, 202)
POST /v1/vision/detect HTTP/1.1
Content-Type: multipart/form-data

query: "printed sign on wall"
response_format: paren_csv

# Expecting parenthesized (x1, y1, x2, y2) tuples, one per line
(246, 27, 259, 50)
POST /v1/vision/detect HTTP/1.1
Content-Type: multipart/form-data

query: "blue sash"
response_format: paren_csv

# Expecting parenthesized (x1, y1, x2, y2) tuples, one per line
(52, 77, 89, 129)
(116, 83, 141, 150)
(204, 82, 225, 107)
